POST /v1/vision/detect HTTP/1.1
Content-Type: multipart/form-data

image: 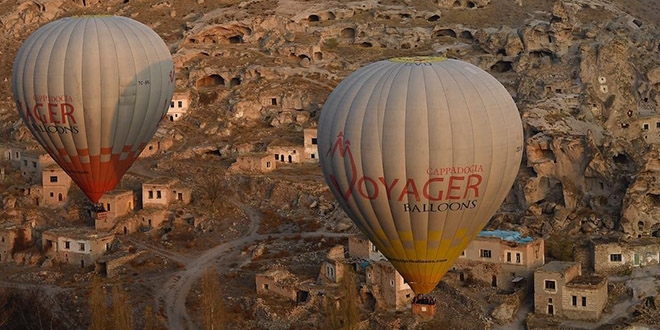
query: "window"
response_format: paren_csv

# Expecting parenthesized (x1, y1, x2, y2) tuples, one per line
(148, 191, 153, 199)
(516, 253, 521, 263)
(266, 161, 271, 168)
(50, 192, 54, 197)
(79, 243, 85, 251)
(610, 253, 622, 262)
(582, 297, 587, 306)
(170, 101, 175, 108)
(656, 122, 660, 128)
(371, 244, 378, 252)
(326, 265, 335, 279)
(50, 176, 58, 183)
(64, 241, 70, 249)
(311, 138, 318, 145)
(644, 123, 650, 130)
(506, 252, 511, 262)
(572, 295, 577, 306)
(544, 280, 556, 290)
(106, 203, 110, 211)
(271, 98, 277, 105)
(1, 237, 4, 243)
(157, 191, 162, 199)
(263, 284, 269, 290)
(32, 161, 37, 168)
(460, 250, 465, 257)
(480, 249, 491, 258)
(390, 280, 395, 287)
(178, 101, 183, 107)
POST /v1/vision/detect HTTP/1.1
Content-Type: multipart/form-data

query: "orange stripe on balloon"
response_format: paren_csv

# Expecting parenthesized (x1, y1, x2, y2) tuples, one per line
(77, 148, 89, 156)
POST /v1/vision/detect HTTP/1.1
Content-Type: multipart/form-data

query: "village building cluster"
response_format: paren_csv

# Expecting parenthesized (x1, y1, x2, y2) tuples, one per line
(256, 229, 660, 323)
(1, 89, 659, 325)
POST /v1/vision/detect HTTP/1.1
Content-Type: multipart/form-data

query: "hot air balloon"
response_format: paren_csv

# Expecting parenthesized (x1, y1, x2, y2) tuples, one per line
(318, 56, 523, 294)
(12, 15, 175, 203)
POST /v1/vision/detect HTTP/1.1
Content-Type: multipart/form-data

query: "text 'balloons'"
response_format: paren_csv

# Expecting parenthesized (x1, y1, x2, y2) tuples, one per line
(12, 15, 175, 203)
(318, 56, 523, 294)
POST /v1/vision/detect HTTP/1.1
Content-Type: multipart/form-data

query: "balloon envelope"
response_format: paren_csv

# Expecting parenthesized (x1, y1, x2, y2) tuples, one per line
(318, 57, 523, 294)
(12, 16, 175, 203)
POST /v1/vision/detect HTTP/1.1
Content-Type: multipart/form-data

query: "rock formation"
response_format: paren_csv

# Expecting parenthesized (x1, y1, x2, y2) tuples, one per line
(1, 0, 660, 240)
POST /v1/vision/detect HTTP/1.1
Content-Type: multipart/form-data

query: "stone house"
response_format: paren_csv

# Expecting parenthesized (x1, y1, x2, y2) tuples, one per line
(42, 228, 114, 268)
(19, 150, 55, 184)
(534, 261, 608, 321)
(167, 91, 191, 122)
(319, 245, 348, 284)
(3, 143, 23, 164)
(260, 95, 281, 108)
(348, 234, 414, 311)
(267, 138, 303, 164)
(452, 230, 545, 291)
(140, 128, 176, 158)
(592, 236, 660, 274)
(0, 224, 32, 263)
(94, 190, 135, 231)
(142, 177, 191, 208)
(637, 111, 660, 144)
(348, 235, 387, 262)
(116, 208, 172, 235)
(228, 153, 276, 173)
(364, 260, 415, 311)
(303, 128, 319, 162)
(95, 250, 146, 277)
(255, 268, 311, 303)
(41, 164, 71, 206)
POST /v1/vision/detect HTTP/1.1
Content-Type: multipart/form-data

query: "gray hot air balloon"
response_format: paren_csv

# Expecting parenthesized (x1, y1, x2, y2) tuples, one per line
(318, 56, 523, 294)
(12, 15, 175, 203)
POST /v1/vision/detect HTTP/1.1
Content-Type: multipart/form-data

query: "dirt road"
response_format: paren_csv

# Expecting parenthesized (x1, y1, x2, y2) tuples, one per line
(149, 197, 351, 330)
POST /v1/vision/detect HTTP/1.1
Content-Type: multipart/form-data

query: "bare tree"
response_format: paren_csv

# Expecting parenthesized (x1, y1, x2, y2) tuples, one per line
(143, 305, 155, 330)
(200, 266, 225, 330)
(111, 285, 133, 330)
(88, 277, 108, 330)
(325, 268, 360, 330)
(0, 288, 15, 328)
(4, 287, 64, 330)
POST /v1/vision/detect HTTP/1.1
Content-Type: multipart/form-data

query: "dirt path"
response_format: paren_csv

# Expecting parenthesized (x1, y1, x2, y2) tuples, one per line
(149, 197, 351, 330)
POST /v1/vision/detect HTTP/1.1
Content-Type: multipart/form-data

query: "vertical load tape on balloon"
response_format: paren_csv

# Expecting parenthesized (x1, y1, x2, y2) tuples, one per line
(12, 16, 175, 203)
(318, 56, 523, 294)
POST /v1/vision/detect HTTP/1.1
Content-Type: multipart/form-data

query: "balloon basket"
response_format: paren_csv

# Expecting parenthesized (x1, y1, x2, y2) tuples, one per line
(411, 294, 437, 317)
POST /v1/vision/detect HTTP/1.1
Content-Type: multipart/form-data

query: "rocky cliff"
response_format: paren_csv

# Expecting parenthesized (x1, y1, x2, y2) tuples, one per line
(1, 0, 660, 240)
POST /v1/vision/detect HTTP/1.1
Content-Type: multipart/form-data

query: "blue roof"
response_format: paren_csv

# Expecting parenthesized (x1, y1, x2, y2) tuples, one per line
(478, 230, 534, 243)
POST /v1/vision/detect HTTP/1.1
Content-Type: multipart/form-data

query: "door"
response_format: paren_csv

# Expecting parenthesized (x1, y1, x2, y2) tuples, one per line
(548, 304, 554, 315)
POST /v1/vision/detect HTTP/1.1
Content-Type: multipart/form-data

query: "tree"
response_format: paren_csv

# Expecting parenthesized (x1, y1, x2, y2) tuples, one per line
(143, 305, 155, 330)
(111, 285, 133, 330)
(0, 288, 15, 328)
(325, 268, 360, 330)
(200, 266, 225, 330)
(89, 277, 108, 330)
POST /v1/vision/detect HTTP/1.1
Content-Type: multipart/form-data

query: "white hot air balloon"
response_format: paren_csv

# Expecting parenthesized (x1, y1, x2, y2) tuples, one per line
(12, 15, 175, 203)
(318, 56, 523, 294)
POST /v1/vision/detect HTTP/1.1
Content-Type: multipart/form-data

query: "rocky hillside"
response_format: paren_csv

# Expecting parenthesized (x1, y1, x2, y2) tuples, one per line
(1, 0, 660, 240)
